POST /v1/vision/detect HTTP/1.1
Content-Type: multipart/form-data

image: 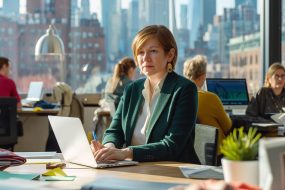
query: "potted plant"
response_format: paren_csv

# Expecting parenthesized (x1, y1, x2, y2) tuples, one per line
(220, 127, 262, 186)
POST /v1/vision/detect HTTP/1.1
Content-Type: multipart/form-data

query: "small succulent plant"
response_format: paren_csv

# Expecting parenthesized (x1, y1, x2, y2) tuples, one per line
(220, 127, 262, 161)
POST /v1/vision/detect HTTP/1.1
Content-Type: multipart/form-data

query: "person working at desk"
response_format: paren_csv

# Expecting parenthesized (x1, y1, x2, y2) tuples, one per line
(246, 63, 285, 119)
(93, 57, 136, 141)
(0, 57, 21, 108)
(104, 57, 136, 109)
(183, 55, 232, 154)
(92, 25, 200, 164)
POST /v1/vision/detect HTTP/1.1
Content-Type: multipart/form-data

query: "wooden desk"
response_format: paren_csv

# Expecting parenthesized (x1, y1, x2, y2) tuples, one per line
(18, 108, 59, 116)
(15, 108, 60, 152)
(6, 162, 200, 189)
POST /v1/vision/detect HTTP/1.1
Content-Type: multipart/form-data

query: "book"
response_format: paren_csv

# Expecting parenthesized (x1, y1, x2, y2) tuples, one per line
(0, 149, 26, 170)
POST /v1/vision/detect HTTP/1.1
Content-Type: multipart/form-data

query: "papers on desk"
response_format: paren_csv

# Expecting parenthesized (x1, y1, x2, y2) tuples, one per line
(26, 159, 62, 164)
(179, 165, 224, 179)
(15, 152, 61, 164)
(271, 113, 285, 125)
(251, 123, 282, 127)
(14, 152, 56, 159)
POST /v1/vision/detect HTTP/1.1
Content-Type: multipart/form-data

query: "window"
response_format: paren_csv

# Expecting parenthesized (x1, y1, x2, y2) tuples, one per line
(0, 0, 261, 95)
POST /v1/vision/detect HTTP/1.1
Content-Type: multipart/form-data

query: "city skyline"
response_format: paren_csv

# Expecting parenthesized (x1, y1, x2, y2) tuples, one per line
(0, 0, 236, 27)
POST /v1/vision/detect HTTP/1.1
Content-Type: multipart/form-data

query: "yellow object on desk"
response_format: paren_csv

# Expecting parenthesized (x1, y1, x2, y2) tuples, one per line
(42, 167, 76, 181)
(42, 167, 67, 177)
(33, 107, 43, 112)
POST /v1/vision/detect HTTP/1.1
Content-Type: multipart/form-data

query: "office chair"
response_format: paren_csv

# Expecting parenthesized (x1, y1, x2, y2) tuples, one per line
(0, 97, 17, 151)
(194, 124, 219, 166)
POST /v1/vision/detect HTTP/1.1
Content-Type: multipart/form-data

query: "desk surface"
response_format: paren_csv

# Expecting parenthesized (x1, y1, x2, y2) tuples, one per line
(17, 108, 60, 116)
(6, 162, 200, 189)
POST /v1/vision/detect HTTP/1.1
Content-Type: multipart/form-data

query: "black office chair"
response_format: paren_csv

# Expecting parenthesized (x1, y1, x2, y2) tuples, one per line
(194, 124, 219, 166)
(0, 97, 17, 151)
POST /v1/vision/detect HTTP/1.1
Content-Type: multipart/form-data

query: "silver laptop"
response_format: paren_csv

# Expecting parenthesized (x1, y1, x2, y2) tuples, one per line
(21, 81, 43, 106)
(48, 115, 138, 168)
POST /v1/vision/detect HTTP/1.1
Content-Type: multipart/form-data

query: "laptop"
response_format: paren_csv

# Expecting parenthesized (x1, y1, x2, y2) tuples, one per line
(21, 81, 43, 107)
(206, 78, 249, 114)
(48, 115, 138, 168)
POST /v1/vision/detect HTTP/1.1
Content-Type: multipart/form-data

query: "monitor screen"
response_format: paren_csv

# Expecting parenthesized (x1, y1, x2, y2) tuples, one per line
(206, 78, 249, 106)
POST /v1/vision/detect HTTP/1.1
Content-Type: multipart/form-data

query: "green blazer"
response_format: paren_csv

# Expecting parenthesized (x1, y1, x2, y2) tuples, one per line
(102, 72, 200, 164)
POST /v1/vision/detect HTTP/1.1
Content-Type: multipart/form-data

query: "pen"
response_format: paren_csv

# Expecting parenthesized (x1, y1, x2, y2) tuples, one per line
(92, 131, 98, 141)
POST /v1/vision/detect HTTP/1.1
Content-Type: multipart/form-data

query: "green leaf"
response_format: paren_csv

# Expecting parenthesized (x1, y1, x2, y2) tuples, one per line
(220, 127, 261, 161)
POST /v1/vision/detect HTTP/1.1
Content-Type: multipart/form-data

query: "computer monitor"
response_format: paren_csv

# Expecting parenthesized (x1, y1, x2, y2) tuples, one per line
(206, 78, 249, 110)
(0, 97, 17, 147)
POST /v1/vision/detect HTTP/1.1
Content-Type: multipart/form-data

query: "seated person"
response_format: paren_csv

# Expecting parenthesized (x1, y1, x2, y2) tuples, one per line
(0, 57, 21, 108)
(183, 55, 232, 154)
(0, 57, 23, 149)
(246, 62, 285, 119)
(91, 25, 200, 164)
(104, 57, 136, 109)
(93, 58, 136, 141)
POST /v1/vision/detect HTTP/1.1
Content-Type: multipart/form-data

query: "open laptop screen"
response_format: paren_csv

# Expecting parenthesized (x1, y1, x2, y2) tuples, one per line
(206, 78, 249, 107)
(26, 81, 43, 101)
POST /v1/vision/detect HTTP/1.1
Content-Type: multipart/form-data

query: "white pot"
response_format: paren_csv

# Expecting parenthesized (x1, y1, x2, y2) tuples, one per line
(221, 158, 259, 186)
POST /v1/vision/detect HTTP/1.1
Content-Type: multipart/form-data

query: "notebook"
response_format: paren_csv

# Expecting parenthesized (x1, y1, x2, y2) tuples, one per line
(206, 78, 249, 113)
(21, 81, 43, 107)
(48, 116, 138, 169)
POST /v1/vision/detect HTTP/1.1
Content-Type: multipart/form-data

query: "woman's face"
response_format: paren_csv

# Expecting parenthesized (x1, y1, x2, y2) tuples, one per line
(136, 38, 174, 78)
(268, 68, 285, 90)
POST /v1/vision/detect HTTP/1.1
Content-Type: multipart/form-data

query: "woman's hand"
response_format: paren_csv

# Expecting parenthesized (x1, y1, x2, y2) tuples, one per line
(94, 147, 133, 162)
(90, 140, 105, 155)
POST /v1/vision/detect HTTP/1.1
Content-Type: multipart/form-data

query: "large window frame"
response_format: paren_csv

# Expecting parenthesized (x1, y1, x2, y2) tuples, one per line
(261, 0, 282, 79)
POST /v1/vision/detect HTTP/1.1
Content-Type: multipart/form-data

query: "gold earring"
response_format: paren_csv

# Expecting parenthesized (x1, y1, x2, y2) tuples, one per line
(167, 63, 173, 73)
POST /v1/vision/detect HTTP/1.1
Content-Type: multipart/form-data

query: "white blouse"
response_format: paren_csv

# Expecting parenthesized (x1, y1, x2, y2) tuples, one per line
(131, 74, 167, 146)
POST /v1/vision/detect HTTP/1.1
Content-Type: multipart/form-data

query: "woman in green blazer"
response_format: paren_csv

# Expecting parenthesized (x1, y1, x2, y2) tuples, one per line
(92, 25, 199, 164)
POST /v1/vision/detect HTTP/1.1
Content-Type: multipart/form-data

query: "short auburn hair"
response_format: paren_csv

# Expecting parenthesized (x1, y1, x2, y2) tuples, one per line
(132, 25, 178, 70)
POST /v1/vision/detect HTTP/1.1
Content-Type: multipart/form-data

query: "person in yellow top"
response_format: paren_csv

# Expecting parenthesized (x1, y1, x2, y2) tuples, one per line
(183, 55, 232, 154)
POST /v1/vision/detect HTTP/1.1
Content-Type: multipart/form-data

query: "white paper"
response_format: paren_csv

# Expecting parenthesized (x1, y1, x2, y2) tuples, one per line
(251, 123, 281, 127)
(26, 159, 61, 164)
(14, 152, 56, 159)
(271, 113, 285, 125)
